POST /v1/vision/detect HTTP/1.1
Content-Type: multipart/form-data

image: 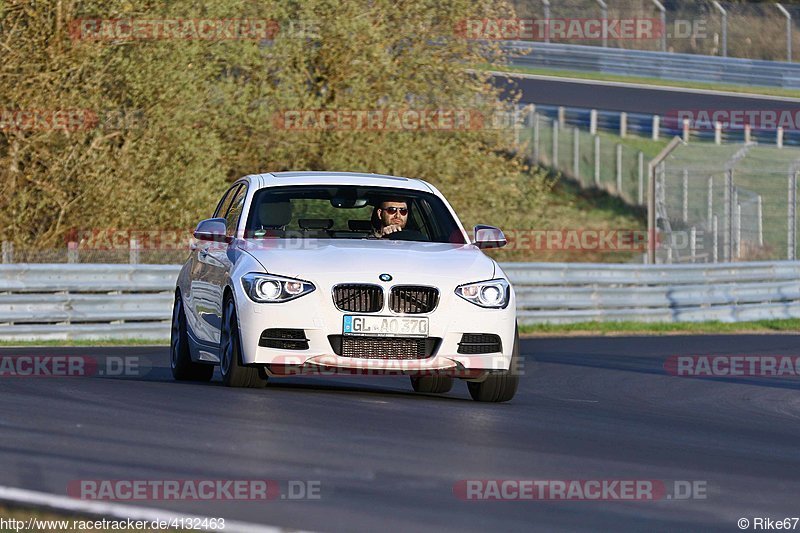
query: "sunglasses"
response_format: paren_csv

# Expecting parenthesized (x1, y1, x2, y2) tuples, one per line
(383, 207, 408, 215)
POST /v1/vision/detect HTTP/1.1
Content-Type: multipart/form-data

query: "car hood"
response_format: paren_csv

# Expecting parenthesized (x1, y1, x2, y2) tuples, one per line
(239, 239, 496, 282)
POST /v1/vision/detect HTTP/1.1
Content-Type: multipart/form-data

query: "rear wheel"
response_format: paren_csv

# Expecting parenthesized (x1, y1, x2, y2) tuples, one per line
(467, 325, 521, 403)
(410, 375, 453, 394)
(170, 292, 214, 382)
(220, 296, 266, 388)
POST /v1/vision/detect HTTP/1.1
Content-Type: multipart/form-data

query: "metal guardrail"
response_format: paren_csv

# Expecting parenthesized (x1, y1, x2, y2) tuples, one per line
(504, 41, 800, 89)
(1, 262, 799, 340)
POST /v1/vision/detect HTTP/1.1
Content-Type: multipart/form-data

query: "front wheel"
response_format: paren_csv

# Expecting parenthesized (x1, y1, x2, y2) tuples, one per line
(410, 375, 453, 394)
(170, 292, 214, 382)
(467, 325, 521, 403)
(220, 296, 266, 388)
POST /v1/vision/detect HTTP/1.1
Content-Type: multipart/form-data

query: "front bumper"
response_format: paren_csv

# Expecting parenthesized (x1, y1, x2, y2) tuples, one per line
(233, 276, 516, 374)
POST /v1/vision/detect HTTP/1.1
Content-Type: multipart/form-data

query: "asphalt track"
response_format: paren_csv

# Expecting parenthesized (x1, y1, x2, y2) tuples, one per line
(493, 73, 800, 115)
(2, 336, 800, 532)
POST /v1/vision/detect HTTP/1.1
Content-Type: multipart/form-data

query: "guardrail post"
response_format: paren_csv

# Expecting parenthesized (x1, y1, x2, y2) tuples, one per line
(652, 115, 660, 141)
(68, 241, 78, 264)
(616, 144, 622, 194)
(552, 120, 559, 169)
(778, 127, 784, 148)
(777, 3, 792, 62)
(638, 151, 645, 205)
(533, 113, 540, 162)
(757, 195, 763, 247)
(713, 1, 727, 57)
(789, 171, 797, 260)
(744, 124, 751, 144)
(1, 241, 13, 264)
(620, 112, 627, 138)
(594, 135, 600, 186)
(557, 106, 565, 128)
(707, 176, 714, 229)
(130, 238, 140, 265)
(682, 169, 689, 223)
(590, 109, 597, 135)
(712, 215, 719, 262)
(714, 121, 722, 145)
(682, 119, 690, 143)
(573, 127, 580, 181)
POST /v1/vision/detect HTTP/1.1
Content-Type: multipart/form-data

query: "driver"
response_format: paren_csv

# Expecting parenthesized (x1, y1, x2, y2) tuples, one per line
(373, 199, 409, 238)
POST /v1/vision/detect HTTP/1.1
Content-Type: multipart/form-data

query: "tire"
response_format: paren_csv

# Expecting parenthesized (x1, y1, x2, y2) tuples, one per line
(410, 375, 453, 394)
(170, 292, 214, 382)
(220, 296, 266, 388)
(467, 324, 521, 403)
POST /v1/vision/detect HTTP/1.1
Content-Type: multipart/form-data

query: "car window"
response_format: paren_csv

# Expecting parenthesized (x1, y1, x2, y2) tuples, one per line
(224, 185, 247, 237)
(244, 185, 466, 244)
(213, 184, 239, 219)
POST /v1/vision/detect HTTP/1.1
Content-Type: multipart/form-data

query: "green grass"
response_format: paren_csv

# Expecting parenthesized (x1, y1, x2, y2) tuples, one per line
(0, 338, 168, 347)
(485, 64, 800, 100)
(520, 319, 800, 336)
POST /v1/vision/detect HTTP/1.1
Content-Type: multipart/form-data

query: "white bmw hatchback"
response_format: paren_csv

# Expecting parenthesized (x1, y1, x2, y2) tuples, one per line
(171, 171, 520, 402)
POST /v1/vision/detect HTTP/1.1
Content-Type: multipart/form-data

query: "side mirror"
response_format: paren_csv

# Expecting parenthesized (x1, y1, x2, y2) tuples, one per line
(193, 218, 229, 243)
(473, 225, 507, 249)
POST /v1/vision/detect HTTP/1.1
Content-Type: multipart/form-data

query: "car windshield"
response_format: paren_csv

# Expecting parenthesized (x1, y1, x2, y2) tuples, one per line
(244, 185, 466, 244)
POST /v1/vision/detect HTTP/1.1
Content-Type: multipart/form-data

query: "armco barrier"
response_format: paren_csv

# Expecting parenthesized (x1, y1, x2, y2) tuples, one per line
(504, 42, 800, 89)
(0, 262, 798, 340)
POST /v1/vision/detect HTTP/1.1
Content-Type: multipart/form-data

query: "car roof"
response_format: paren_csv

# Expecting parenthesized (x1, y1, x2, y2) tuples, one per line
(246, 171, 435, 193)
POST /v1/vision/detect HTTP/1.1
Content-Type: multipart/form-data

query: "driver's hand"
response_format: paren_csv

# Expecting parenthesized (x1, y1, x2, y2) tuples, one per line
(381, 224, 403, 236)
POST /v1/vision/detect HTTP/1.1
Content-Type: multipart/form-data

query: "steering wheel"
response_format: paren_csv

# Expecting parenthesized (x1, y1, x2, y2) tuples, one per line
(383, 229, 428, 242)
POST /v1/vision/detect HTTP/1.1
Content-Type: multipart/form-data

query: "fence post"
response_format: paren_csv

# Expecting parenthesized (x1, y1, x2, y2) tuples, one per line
(757, 194, 764, 247)
(1, 241, 13, 264)
(713, 1, 727, 57)
(690, 227, 697, 263)
(682, 119, 690, 143)
(735, 201, 742, 259)
(714, 121, 722, 145)
(620, 112, 627, 138)
(638, 151, 645, 205)
(652, 115, 660, 141)
(130, 238, 140, 265)
(573, 127, 580, 181)
(68, 241, 78, 264)
(594, 135, 600, 186)
(616, 144, 622, 194)
(552, 120, 559, 169)
(543, 0, 551, 43)
(533, 113, 540, 162)
(789, 171, 797, 260)
(590, 109, 597, 135)
(712, 215, 719, 263)
(744, 124, 751, 144)
(723, 169, 732, 262)
(777, 127, 784, 148)
(652, 0, 667, 52)
(682, 169, 689, 223)
(596, 0, 608, 47)
(777, 3, 792, 62)
(707, 176, 714, 229)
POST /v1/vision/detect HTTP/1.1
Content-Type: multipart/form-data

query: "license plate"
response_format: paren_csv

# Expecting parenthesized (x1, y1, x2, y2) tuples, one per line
(343, 316, 429, 337)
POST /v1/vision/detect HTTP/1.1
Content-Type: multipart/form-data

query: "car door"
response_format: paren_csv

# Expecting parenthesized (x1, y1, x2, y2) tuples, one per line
(205, 182, 248, 344)
(188, 184, 241, 345)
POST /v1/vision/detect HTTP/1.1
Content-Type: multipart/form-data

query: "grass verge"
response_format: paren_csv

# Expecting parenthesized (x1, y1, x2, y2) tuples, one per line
(487, 64, 800, 99)
(520, 319, 800, 336)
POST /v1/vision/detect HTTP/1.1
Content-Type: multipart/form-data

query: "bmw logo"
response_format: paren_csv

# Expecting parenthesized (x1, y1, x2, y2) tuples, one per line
(379, 273, 392, 282)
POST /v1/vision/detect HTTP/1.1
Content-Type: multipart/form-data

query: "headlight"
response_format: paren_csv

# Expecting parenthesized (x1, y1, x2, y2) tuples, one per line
(455, 278, 510, 308)
(241, 273, 315, 303)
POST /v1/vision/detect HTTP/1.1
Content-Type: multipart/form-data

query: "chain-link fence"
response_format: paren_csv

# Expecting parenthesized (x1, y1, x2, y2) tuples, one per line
(655, 144, 799, 263)
(511, 0, 800, 62)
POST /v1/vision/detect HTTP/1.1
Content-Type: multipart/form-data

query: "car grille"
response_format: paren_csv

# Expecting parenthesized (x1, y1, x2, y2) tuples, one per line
(259, 329, 309, 350)
(457, 333, 502, 354)
(328, 335, 440, 359)
(333, 284, 383, 313)
(389, 286, 439, 314)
